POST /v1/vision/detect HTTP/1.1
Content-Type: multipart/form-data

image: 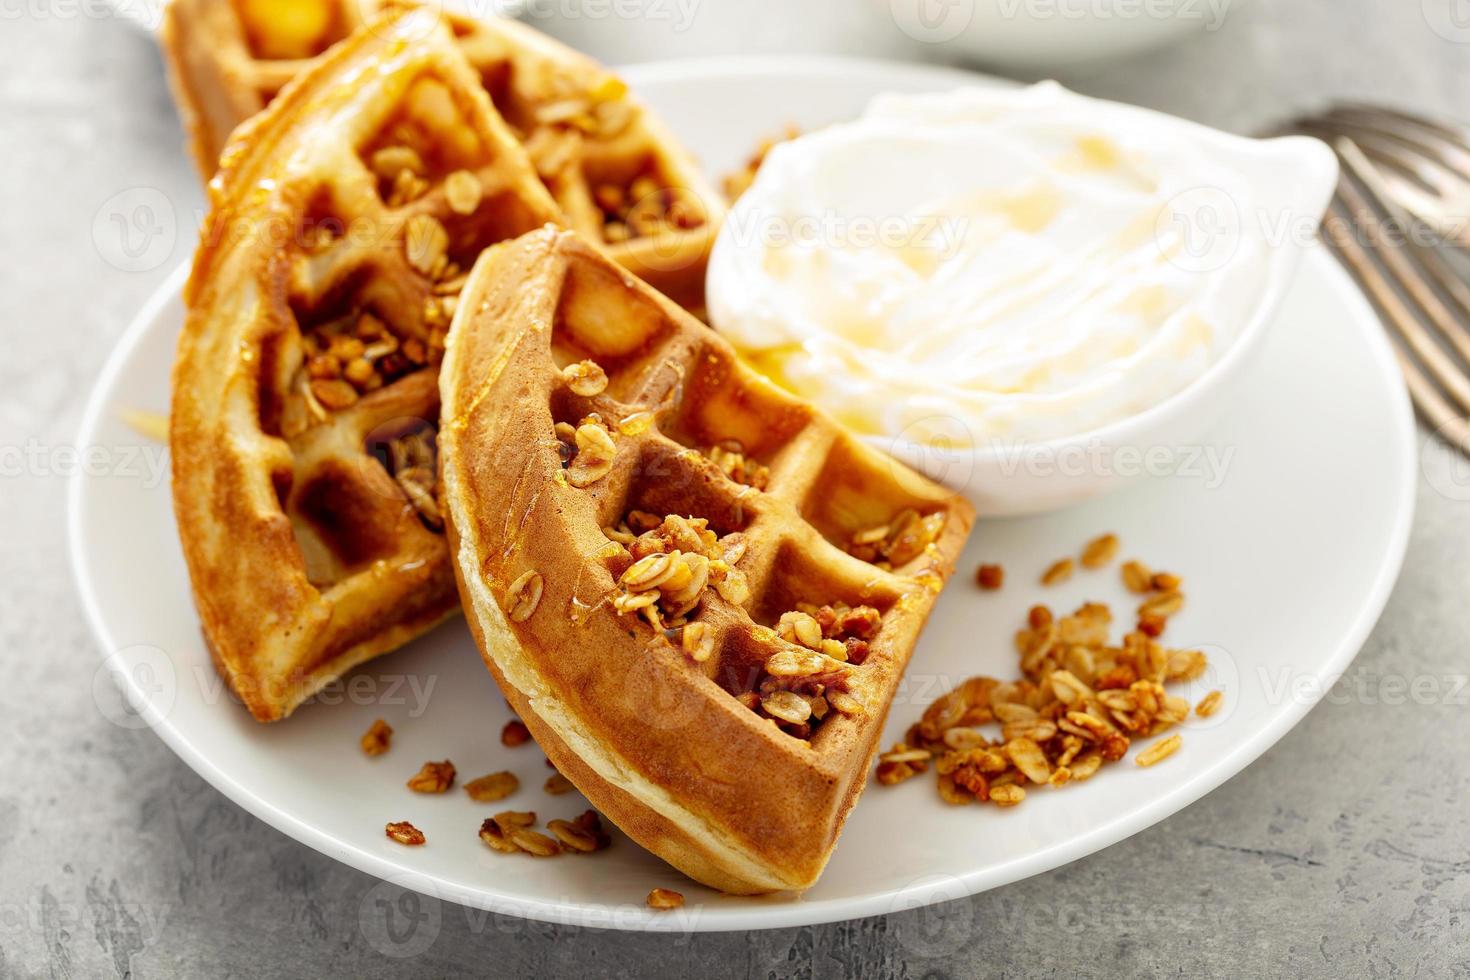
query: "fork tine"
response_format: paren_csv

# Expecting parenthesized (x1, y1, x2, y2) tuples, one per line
(1335, 144, 1470, 367)
(1337, 138, 1470, 326)
(1311, 115, 1470, 193)
(1323, 196, 1470, 413)
(1396, 347, 1470, 455)
(1328, 102, 1470, 155)
(1299, 116, 1470, 247)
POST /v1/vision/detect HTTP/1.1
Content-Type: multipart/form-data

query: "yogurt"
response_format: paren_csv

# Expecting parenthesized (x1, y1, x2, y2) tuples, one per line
(707, 82, 1331, 446)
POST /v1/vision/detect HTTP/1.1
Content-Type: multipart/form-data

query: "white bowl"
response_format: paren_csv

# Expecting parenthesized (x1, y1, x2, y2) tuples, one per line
(890, 0, 1248, 71)
(873, 126, 1338, 517)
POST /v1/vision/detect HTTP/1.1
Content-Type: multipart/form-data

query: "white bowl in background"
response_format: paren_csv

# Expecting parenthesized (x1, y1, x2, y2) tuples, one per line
(889, 0, 1251, 71)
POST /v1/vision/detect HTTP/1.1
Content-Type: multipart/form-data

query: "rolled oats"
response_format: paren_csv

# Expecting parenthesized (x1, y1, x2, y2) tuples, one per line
(647, 888, 685, 910)
(444, 169, 483, 215)
(1140, 591, 1184, 618)
(990, 784, 1026, 807)
(385, 821, 425, 845)
(761, 690, 812, 725)
(1041, 558, 1075, 586)
(680, 621, 715, 662)
(360, 718, 392, 756)
(562, 359, 609, 397)
(544, 773, 576, 796)
(508, 827, 561, 857)
(1121, 560, 1152, 593)
(1136, 734, 1182, 767)
(1195, 690, 1223, 718)
(464, 771, 519, 803)
(406, 759, 456, 794)
(1081, 533, 1119, 569)
(506, 570, 544, 622)
(404, 213, 449, 276)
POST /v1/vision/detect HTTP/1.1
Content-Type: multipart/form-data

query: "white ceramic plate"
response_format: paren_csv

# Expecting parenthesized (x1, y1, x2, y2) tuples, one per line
(70, 58, 1415, 932)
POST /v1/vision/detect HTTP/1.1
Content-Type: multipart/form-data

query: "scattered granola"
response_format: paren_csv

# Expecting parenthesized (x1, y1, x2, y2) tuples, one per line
(878, 537, 1210, 807)
(361, 719, 393, 756)
(1121, 560, 1153, 593)
(1195, 690, 1223, 718)
(1080, 533, 1119, 569)
(406, 760, 456, 794)
(544, 773, 576, 795)
(502, 720, 532, 747)
(1041, 558, 1075, 586)
(546, 810, 612, 853)
(646, 888, 685, 910)
(464, 771, 519, 803)
(721, 125, 799, 202)
(1136, 734, 1183, 767)
(593, 172, 705, 244)
(976, 564, 1004, 590)
(385, 821, 426, 846)
(479, 809, 610, 856)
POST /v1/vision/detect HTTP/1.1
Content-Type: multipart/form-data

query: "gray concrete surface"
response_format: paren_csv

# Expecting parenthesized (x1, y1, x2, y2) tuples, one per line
(4, 1, 1470, 976)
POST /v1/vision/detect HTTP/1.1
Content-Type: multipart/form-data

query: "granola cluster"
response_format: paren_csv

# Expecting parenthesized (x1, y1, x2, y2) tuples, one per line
(646, 887, 685, 910)
(847, 508, 946, 570)
(512, 71, 705, 245)
(703, 440, 769, 490)
(479, 809, 611, 857)
(406, 759, 456, 794)
(385, 820, 426, 846)
(297, 310, 433, 417)
(878, 537, 1216, 807)
(740, 602, 882, 738)
(360, 718, 393, 756)
(554, 415, 617, 487)
(721, 125, 800, 202)
(289, 142, 474, 432)
(375, 425, 442, 531)
(602, 513, 751, 642)
(594, 172, 706, 244)
(522, 74, 636, 175)
(561, 359, 609, 397)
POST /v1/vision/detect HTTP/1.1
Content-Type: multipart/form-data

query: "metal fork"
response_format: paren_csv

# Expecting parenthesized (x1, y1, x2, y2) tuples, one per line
(1286, 105, 1470, 455)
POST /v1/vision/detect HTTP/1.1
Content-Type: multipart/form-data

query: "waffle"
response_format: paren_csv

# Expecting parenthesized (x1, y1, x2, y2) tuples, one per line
(161, 0, 722, 309)
(439, 228, 976, 894)
(170, 10, 573, 721)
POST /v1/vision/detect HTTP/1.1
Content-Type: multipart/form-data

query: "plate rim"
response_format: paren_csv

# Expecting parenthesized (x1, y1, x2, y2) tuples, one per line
(68, 55, 1417, 933)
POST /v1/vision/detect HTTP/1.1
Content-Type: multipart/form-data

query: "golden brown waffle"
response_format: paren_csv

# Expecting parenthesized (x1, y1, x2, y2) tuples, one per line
(170, 10, 567, 721)
(161, 0, 721, 309)
(439, 228, 976, 894)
